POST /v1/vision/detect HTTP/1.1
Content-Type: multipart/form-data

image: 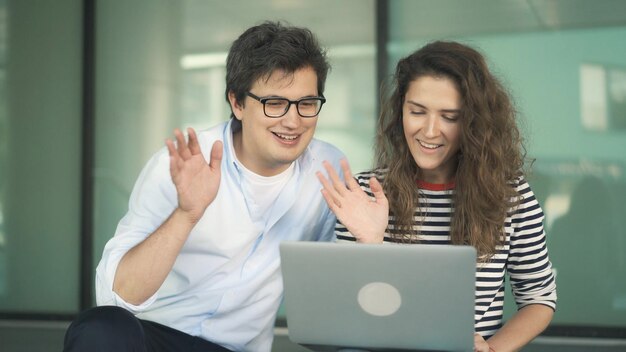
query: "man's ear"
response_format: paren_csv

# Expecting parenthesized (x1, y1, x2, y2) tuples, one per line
(228, 91, 243, 120)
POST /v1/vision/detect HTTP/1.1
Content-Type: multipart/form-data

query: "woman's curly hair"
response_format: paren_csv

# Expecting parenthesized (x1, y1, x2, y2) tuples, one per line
(376, 41, 525, 257)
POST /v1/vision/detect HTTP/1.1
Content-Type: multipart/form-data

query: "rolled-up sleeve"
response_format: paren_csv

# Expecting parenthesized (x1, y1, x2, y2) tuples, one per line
(95, 148, 178, 313)
(508, 180, 557, 311)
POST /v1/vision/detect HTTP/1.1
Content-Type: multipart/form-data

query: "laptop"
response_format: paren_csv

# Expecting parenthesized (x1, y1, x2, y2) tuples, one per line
(279, 241, 476, 352)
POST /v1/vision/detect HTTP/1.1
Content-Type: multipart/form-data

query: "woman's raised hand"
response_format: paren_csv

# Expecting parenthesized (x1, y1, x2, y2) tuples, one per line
(317, 159, 389, 243)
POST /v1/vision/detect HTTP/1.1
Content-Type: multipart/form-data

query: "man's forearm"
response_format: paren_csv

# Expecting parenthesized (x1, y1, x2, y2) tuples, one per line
(113, 208, 198, 305)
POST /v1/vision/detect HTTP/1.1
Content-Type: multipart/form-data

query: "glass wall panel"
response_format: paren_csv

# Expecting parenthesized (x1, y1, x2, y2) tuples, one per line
(0, 0, 82, 313)
(390, 0, 626, 329)
(0, 0, 6, 301)
(93, 0, 376, 307)
(93, 0, 183, 273)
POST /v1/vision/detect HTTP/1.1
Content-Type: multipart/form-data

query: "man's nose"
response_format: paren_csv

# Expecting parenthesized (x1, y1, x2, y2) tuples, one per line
(280, 103, 302, 128)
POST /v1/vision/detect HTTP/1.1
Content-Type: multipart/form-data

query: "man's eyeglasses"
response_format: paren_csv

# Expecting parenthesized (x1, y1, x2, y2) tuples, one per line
(246, 92, 326, 118)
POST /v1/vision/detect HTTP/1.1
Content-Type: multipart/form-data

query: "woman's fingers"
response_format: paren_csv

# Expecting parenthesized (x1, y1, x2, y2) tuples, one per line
(473, 333, 490, 352)
(323, 160, 349, 196)
(340, 159, 353, 180)
(316, 171, 342, 207)
(320, 188, 341, 211)
(340, 159, 360, 192)
(369, 177, 387, 204)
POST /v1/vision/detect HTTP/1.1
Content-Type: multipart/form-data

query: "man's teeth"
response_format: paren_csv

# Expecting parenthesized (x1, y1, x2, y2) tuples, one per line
(275, 133, 298, 140)
(419, 140, 440, 149)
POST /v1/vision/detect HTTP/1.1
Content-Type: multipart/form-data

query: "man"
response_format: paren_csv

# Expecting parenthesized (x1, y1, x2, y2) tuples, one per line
(64, 21, 344, 352)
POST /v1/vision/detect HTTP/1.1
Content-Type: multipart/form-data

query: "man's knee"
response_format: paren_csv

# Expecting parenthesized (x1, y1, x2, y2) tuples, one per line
(63, 306, 145, 352)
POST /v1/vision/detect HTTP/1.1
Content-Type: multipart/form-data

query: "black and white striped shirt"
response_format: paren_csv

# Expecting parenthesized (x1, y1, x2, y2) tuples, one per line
(335, 169, 557, 337)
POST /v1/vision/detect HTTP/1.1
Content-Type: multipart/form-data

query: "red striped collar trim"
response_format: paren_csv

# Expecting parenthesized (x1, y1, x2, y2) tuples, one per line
(416, 179, 456, 191)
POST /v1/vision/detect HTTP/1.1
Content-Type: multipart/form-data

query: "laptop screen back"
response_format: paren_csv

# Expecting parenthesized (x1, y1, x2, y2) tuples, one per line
(279, 241, 476, 352)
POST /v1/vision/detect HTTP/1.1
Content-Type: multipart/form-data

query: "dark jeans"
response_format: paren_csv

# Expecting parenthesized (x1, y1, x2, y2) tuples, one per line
(63, 306, 232, 352)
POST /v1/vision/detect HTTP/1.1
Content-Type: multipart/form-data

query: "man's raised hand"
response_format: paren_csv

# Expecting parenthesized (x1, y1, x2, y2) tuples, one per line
(166, 128, 223, 223)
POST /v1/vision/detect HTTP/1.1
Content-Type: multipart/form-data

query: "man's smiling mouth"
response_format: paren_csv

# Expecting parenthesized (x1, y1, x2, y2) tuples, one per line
(273, 132, 299, 141)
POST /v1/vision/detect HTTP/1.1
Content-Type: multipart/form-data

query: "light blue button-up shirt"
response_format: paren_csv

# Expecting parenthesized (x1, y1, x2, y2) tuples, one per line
(96, 120, 344, 351)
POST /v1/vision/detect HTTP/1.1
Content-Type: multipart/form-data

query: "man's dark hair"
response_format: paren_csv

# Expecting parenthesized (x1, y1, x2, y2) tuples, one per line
(225, 21, 330, 126)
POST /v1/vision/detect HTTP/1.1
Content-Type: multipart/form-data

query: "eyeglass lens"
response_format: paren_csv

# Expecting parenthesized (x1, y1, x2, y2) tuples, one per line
(264, 98, 322, 117)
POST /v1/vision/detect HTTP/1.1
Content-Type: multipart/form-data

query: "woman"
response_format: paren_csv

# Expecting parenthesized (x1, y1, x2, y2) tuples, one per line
(317, 41, 556, 352)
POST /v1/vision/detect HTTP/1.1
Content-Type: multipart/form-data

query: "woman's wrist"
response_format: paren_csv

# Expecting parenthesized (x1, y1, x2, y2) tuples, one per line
(355, 235, 384, 244)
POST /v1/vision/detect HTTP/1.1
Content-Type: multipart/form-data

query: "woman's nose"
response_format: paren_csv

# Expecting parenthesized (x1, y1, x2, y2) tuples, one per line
(423, 115, 440, 137)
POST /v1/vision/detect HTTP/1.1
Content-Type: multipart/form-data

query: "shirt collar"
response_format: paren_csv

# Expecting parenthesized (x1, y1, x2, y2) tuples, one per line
(416, 179, 456, 191)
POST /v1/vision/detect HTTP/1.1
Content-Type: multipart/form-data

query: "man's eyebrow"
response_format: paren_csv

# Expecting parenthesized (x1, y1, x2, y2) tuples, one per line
(261, 94, 320, 99)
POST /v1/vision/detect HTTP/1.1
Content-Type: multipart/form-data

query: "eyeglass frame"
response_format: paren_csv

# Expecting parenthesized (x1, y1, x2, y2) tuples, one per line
(246, 92, 326, 118)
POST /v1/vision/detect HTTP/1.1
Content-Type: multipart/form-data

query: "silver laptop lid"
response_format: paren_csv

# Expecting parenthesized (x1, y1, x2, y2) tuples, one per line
(279, 241, 476, 352)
